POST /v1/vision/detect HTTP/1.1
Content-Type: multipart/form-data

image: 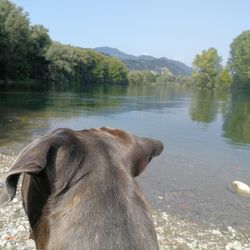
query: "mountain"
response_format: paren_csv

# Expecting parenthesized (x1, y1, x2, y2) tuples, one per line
(94, 47, 137, 60)
(94, 47, 192, 76)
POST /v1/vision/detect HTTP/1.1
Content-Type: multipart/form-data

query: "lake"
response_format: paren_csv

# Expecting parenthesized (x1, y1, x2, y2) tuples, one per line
(0, 85, 250, 232)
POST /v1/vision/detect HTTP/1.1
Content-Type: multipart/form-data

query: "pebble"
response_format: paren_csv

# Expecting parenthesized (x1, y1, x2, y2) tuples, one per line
(227, 226, 237, 234)
(0, 153, 250, 250)
(17, 225, 26, 231)
(211, 229, 222, 235)
(225, 241, 243, 250)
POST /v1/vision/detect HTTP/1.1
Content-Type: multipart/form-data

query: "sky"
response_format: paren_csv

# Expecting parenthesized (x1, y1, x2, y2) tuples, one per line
(12, 0, 250, 66)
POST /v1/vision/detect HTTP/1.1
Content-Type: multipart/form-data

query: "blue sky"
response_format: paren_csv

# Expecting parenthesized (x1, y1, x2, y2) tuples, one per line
(12, 0, 250, 66)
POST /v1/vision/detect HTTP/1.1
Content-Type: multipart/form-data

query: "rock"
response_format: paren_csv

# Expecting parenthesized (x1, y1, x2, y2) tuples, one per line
(231, 180, 250, 196)
(2, 234, 15, 241)
(17, 225, 26, 231)
(187, 240, 197, 249)
(161, 212, 168, 221)
(225, 241, 243, 250)
(174, 237, 186, 244)
(211, 229, 222, 235)
(227, 226, 236, 234)
(0, 153, 250, 250)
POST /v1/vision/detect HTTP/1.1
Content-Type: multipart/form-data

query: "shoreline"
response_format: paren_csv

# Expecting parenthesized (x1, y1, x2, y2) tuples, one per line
(0, 154, 250, 249)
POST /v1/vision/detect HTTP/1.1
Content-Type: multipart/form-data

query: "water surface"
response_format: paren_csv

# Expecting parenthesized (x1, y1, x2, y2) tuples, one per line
(0, 85, 250, 231)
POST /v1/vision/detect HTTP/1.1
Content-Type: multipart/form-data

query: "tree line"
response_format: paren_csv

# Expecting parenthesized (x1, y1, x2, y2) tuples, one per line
(128, 30, 250, 88)
(1, 0, 250, 89)
(0, 0, 128, 87)
(190, 30, 250, 88)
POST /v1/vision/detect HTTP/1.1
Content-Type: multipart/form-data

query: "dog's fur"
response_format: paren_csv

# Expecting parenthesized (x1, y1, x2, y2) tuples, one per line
(0, 127, 163, 250)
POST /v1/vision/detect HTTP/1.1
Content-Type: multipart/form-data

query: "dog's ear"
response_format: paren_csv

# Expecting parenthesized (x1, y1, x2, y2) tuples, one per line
(98, 127, 164, 177)
(132, 136, 164, 177)
(0, 129, 71, 205)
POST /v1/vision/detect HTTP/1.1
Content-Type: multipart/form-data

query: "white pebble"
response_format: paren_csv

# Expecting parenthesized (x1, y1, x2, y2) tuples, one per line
(226, 241, 243, 250)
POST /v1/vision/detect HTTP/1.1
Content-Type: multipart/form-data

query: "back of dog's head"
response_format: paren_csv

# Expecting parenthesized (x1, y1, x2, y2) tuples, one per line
(0, 127, 163, 249)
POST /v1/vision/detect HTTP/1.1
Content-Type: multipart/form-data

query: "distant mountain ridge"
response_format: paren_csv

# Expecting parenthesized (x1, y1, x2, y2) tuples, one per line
(94, 47, 192, 76)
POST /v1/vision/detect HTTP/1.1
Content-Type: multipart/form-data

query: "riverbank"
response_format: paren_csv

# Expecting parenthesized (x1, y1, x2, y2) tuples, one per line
(0, 154, 249, 250)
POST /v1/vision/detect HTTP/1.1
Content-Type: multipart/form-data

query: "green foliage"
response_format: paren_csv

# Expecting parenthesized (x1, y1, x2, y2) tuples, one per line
(192, 48, 223, 88)
(106, 57, 128, 85)
(128, 71, 156, 85)
(0, 0, 30, 79)
(0, 0, 128, 87)
(223, 90, 250, 144)
(128, 70, 191, 86)
(190, 90, 217, 123)
(127, 70, 184, 86)
(128, 71, 144, 85)
(228, 30, 250, 86)
(46, 43, 128, 85)
(46, 43, 86, 83)
(216, 68, 232, 87)
(28, 25, 52, 79)
(155, 73, 176, 85)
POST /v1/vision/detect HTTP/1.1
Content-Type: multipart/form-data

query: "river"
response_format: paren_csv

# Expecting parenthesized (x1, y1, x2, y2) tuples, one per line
(0, 84, 249, 232)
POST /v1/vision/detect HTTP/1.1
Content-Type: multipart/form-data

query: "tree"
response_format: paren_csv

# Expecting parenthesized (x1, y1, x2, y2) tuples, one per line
(128, 71, 144, 85)
(128, 71, 157, 85)
(106, 57, 128, 85)
(216, 68, 232, 87)
(0, 0, 30, 79)
(192, 48, 222, 88)
(0, 0, 129, 87)
(46, 43, 128, 85)
(28, 25, 52, 79)
(45, 42, 84, 83)
(228, 31, 250, 86)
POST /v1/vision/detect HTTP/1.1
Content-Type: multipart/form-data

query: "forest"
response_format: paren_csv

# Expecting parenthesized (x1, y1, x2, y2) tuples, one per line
(0, 0, 128, 88)
(1, 0, 250, 89)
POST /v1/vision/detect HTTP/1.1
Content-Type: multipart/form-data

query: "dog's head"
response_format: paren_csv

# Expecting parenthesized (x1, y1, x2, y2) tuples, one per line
(0, 127, 163, 207)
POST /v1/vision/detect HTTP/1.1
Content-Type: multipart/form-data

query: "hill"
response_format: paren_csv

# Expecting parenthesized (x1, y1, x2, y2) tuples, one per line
(94, 47, 192, 76)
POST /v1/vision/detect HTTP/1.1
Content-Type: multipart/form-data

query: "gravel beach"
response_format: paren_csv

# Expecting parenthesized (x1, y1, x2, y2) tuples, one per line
(0, 154, 250, 250)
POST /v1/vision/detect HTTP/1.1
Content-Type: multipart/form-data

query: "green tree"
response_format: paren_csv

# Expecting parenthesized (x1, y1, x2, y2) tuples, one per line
(106, 57, 128, 85)
(128, 71, 144, 85)
(216, 68, 232, 87)
(128, 70, 157, 85)
(28, 25, 52, 79)
(46, 43, 128, 85)
(45, 42, 85, 83)
(228, 31, 250, 86)
(192, 48, 222, 88)
(0, 0, 128, 87)
(0, 0, 30, 79)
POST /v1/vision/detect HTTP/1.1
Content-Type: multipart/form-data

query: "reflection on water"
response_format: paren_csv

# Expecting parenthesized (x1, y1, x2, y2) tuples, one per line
(223, 89, 250, 146)
(0, 85, 249, 151)
(0, 84, 250, 229)
(189, 88, 250, 147)
(189, 89, 229, 124)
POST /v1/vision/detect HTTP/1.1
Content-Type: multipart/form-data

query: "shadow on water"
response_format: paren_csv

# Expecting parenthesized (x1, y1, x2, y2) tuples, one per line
(0, 83, 250, 230)
(223, 88, 250, 146)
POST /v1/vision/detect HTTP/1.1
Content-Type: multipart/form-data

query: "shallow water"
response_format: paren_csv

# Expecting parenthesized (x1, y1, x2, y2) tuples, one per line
(0, 85, 249, 231)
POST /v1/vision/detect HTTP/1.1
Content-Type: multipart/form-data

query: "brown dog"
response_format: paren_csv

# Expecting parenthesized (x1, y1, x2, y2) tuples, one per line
(0, 127, 163, 250)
